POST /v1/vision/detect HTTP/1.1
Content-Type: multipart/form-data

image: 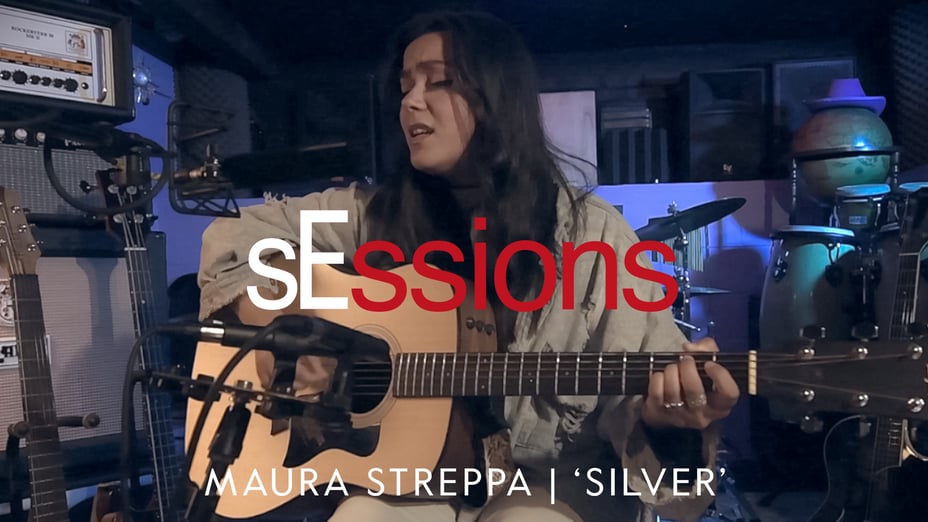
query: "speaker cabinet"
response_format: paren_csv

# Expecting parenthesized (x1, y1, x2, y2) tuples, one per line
(0, 142, 112, 221)
(771, 58, 857, 176)
(601, 127, 670, 184)
(892, 3, 928, 170)
(0, 227, 169, 488)
(679, 68, 768, 182)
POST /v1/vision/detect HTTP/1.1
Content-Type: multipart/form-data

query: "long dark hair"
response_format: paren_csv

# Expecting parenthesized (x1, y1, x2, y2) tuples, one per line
(365, 10, 589, 347)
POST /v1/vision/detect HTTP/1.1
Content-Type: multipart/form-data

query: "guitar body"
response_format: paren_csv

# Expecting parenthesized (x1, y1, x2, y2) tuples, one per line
(810, 417, 906, 522)
(186, 263, 497, 519)
(809, 418, 862, 522)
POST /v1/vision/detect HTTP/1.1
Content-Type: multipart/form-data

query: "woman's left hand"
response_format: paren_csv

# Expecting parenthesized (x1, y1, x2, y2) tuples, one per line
(639, 337, 740, 431)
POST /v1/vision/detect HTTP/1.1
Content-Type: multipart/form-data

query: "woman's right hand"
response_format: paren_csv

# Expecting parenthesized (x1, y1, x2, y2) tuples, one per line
(255, 351, 336, 394)
(232, 273, 337, 395)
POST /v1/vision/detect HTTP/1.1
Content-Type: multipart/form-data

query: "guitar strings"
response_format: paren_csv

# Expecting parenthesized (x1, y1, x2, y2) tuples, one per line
(320, 353, 915, 399)
(863, 248, 918, 516)
(121, 191, 179, 518)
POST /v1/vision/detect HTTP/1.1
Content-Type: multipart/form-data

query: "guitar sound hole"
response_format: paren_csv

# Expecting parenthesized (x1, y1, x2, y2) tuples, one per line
(351, 356, 391, 414)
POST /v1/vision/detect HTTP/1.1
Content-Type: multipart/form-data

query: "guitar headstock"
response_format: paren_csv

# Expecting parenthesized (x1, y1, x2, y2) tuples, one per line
(0, 187, 41, 276)
(898, 187, 928, 254)
(94, 168, 154, 248)
(759, 335, 928, 421)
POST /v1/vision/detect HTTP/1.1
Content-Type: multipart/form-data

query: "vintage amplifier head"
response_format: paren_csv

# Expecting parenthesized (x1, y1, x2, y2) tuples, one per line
(0, 0, 134, 126)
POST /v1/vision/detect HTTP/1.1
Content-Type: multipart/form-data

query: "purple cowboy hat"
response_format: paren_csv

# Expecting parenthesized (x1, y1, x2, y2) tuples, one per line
(804, 78, 886, 115)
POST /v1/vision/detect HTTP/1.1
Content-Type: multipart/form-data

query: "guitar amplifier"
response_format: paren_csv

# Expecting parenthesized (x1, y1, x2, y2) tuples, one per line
(0, 226, 169, 485)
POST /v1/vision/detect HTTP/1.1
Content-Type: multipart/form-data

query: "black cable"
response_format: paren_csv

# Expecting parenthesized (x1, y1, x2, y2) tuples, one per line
(121, 328, 162, 522)
(42, 137, 169, 216)
(121, 320, 287, 521)
(182, 322, 282, 485)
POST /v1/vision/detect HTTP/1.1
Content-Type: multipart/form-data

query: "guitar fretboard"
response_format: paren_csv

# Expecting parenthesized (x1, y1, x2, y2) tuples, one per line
(125, 242, 182, 522)
(888, 253, 921, 339)
(13, 274, 70, 522)
(390, 352, 748, 397)
(862, 246, 920, 519)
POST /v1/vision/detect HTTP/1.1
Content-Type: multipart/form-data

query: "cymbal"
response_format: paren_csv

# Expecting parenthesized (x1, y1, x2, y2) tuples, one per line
(635, 197, 747, 242)
(665, 286, 731, 297)
(688, 286, 731, 296)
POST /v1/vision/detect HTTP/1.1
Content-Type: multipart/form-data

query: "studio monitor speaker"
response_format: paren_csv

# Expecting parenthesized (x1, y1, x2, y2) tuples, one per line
(679, 68, 768, 182)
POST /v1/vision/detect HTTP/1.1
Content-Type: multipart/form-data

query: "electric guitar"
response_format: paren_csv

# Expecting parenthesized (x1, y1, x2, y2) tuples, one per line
(185, 257, 928, 519)
(811, 187, 928, 522)
(89, 170, 183, 522)
(0, 187, 71, 521)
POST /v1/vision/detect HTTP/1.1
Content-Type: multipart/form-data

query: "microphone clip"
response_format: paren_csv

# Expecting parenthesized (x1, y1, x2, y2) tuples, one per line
(252, 315, 375, 432)
(173, 143, 224, 187)
(167, 142, 240, 218)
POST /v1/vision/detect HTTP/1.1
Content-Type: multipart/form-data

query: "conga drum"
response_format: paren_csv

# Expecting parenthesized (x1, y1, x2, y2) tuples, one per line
(759, 226, 860, 352)
(832, 184, 890, 231)
(888, 182, 928, 225)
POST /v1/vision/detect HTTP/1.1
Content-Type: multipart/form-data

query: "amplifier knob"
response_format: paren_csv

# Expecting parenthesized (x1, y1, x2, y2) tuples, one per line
(12, 71, 27, 84)
(64, 78, 78, 92)
(0, 71, 10, 81)
(29, 75, 40, 85)
(41, 77, 51, 86)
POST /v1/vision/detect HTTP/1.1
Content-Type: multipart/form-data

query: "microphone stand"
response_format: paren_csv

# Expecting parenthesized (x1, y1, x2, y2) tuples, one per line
(183, 379, 253, 522)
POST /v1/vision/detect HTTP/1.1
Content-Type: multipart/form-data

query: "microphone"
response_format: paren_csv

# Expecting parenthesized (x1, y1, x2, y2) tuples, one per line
(39, 121, 167, 159)
(161, 314, 389, 358)
(173, 143, 225, 186)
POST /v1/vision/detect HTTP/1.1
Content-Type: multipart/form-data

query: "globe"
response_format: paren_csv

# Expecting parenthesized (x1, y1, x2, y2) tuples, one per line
(791, 106, 893, 206)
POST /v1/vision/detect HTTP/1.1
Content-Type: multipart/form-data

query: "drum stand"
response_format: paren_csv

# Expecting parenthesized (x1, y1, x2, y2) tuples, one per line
(671, 224, 700, 340)
(699, 439, 762, 522)
(852, 235, 882, 329)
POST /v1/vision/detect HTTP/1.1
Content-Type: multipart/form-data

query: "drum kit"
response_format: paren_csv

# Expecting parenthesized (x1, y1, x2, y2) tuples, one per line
(635, 197, 747, 339)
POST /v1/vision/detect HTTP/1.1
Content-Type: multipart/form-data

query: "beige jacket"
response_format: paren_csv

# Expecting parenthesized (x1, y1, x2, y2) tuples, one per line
(198, 182, 719, 522)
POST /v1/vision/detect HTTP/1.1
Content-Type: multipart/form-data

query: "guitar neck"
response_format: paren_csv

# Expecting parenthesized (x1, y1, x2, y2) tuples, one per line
(12, 274, 70, 522)
(391, 351, 748, 397)
(861, 245, 921, 520)
(124, 244, 182, 522)
(887, 253, 921, 340)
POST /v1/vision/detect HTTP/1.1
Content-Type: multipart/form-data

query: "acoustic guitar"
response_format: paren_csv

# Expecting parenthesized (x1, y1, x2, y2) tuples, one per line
(89, 171, 183, 521)
(0, 187, 71, 521)
(810, 187, 928, 521)
(186, 259, 928, 520)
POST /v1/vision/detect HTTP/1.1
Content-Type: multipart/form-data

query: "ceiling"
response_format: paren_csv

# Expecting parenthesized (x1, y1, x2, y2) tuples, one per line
(98, 0, 921, 81)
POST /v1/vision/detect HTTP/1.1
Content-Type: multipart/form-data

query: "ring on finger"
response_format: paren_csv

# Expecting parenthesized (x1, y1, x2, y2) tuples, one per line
(687, 394, 707, 408)
(663, 401, 685, 408)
